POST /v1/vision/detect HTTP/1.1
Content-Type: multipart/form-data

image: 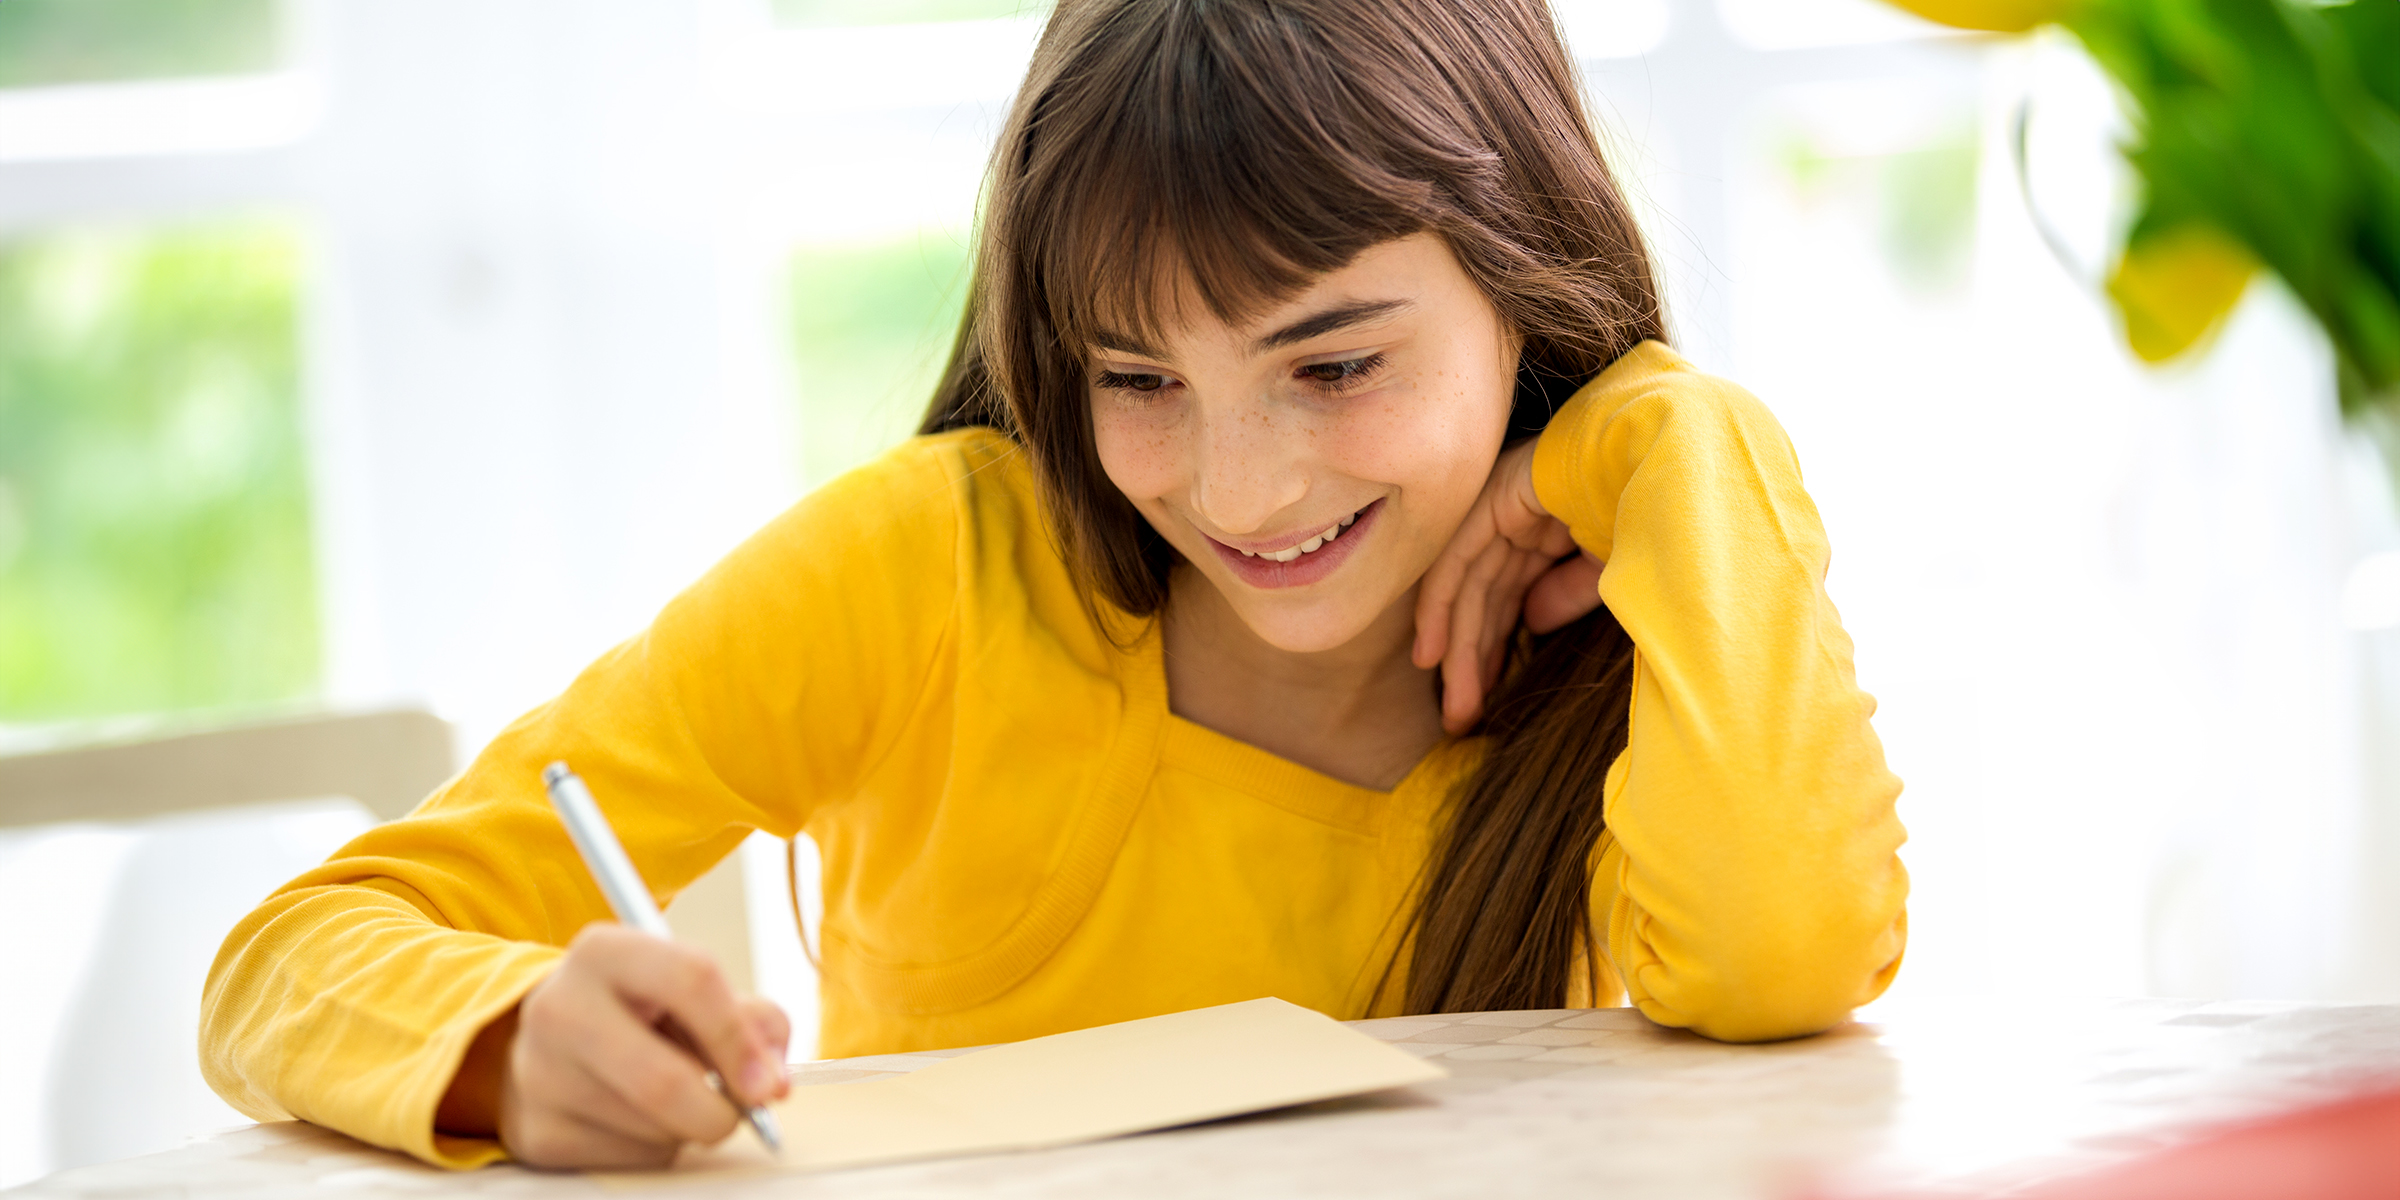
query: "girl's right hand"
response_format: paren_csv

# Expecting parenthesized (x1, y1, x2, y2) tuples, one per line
(452, 923, 791, 1169)
(1413, 439, 1606, 734)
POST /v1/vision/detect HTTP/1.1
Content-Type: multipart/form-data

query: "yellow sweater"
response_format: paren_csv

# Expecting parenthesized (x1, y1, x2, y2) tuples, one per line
(200, 342, 1908, 1169)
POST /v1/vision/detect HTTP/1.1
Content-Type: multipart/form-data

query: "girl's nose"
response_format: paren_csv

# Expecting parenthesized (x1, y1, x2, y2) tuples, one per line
(1190, 406, 1310, 537)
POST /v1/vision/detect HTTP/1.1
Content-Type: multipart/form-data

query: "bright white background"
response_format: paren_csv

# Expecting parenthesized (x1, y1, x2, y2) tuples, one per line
(3, 0, 2398, 1186)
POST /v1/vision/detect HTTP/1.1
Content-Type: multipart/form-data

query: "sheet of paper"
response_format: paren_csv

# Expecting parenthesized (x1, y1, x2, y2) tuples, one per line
(680, 996, 1447, 1175)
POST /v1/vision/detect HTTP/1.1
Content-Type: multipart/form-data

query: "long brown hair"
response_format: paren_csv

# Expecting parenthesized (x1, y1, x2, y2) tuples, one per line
(922, 0, 1665, 1013)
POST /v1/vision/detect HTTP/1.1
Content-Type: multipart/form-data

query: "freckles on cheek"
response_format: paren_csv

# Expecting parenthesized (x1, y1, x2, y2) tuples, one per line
(1092, 410, 1184, 501)
(1325, 372, 1501, 484)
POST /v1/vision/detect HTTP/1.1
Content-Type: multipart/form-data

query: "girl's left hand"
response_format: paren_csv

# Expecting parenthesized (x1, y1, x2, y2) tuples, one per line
(1413, 440, 1606, 734)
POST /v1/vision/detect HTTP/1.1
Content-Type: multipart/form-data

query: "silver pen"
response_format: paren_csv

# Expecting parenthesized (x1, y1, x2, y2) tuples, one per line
(542, 761, 784, 1154)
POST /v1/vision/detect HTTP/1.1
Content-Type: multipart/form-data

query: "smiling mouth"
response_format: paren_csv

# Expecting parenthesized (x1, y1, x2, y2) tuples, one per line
(1223, 504, 1369, 563)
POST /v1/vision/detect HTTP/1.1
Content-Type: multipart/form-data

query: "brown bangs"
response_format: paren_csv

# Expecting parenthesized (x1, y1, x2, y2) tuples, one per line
(1023, 2, 1460, 359)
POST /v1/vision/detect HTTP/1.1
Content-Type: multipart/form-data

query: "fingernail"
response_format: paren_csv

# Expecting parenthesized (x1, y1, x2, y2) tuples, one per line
(743, 1059, 777, 1098)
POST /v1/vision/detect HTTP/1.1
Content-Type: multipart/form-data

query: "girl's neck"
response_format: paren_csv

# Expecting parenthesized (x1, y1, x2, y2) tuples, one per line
(1159, 564, 1447, 792)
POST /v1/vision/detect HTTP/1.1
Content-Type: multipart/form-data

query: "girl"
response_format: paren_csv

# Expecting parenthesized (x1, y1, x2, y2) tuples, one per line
(202, 0, 1908, 1170)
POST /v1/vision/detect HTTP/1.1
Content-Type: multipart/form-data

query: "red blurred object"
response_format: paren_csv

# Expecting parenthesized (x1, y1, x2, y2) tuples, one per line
(1840, 1084, 2400, 1200)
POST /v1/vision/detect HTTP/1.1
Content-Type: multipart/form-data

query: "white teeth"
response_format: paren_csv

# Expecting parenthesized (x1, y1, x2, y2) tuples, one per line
(1239, 511, 1363, 564)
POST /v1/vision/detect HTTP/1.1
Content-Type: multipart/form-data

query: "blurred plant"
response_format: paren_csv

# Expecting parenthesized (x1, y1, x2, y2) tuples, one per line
(0, 223, 318, 721)
(0, 0, 281, 89)
(789, 232, 972, 487)
(1884, 140, 1987, 290)
(1888, 0, 2071, 31)
(1781, 125, 1984, 294)
(1887, 0, 2400, 416)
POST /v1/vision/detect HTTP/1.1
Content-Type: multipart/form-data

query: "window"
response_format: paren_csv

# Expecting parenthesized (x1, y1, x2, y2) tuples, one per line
(0, 0, 283, 89)
(0, 6, 330, 1186)
(790, 231, 972, 488)
(0, 220, 316, 721)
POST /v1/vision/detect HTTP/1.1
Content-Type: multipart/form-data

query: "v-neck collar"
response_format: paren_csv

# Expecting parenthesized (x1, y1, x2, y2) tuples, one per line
(1135, 618, 1459, 837)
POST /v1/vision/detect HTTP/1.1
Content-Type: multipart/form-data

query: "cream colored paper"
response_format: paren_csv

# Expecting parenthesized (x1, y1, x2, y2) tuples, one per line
(683, 997, 1446, 1175)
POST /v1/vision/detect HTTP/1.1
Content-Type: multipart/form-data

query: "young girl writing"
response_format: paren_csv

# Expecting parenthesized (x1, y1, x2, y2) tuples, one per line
(202, 0, 1908, 1170)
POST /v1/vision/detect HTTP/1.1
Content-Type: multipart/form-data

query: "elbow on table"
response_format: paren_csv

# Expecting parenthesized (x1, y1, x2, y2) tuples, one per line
(195, 908, 300, 1122)
(1635, 907, 1908, 1044)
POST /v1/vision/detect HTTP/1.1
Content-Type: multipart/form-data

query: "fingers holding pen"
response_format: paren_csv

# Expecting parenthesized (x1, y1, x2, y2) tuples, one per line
(516, 935, 735, 1147)
(623, 935, 790, 1108)
(508, 1022, 700, 1165)
(501, 925, 790, 1168)
(736, 996, 793, 1077)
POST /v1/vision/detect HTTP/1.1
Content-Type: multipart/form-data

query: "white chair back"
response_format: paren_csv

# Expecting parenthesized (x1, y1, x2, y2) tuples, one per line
(0, 708, 751, 1178)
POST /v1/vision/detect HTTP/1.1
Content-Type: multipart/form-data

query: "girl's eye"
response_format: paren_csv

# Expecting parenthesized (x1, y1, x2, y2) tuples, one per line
(1094, 370, 1169, 393)
(1296, 352, 1388, 391)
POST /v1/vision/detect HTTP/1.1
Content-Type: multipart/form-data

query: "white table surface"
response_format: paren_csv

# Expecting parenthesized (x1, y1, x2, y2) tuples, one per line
(11, 997, 2398, 1199)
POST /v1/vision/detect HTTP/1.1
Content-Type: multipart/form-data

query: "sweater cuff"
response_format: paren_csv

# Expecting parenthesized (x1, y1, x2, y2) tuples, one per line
(1529, 340, 1687, 560)
(394, 945, 562, 1169)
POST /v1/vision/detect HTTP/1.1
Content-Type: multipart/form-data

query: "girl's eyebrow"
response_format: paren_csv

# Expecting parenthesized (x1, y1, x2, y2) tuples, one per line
(1088, 298, 1413, 363)
(1254, 298, 1413, 352)
(1091, 329, 1168, 360)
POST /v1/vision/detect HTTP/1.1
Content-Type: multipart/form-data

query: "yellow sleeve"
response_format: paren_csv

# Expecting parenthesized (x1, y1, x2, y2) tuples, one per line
(1530, 343, 1909, 1043)
(199, 435, 971, 1167)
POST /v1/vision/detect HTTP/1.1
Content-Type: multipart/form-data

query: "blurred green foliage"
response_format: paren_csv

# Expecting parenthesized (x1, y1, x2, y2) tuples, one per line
(790, 232, 974, 487)
(0, 0, 281, 89)
(2068, 0, 2400, 411)
(1881, 141, 1984, 290)
(773, 0, 1049, 26)
(0, 223, 319, 721)
(1778, 126, 1983, 294)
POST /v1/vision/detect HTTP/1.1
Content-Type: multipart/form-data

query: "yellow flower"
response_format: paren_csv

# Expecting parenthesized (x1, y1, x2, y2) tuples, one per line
(2106, 223, 2257, 364)
(1879, 0, 2077, 33)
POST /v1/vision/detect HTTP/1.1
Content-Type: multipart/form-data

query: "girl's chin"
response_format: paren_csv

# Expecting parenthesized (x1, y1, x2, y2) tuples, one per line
(1218, 592, 1401, 655)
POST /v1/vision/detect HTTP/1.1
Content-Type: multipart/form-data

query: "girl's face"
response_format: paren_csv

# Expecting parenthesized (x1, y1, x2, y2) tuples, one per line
(1089, 233, 1519, 653)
